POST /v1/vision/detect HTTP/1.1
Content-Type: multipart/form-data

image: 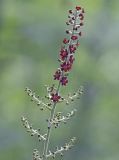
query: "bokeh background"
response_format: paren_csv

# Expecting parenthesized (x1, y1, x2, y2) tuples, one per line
(0, 0, 119, 160)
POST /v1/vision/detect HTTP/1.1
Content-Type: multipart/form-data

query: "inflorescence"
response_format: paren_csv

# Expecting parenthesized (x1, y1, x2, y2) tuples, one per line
(54, 6, 85, 87)
(21, 5, 85, 160)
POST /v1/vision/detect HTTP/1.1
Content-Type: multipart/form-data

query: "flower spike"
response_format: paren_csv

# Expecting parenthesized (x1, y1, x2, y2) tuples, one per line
(53, 7, 85, 86)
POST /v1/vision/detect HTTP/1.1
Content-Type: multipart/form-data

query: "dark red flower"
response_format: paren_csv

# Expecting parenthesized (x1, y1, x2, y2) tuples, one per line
(69, 55, 75, 63)
(60, 76, 68, 86)
(63, 38, 69, 44)
(54, 70, 61, 80)
(53, 6, 85, 85)
(61, 62, 72, 72)
(71, 35, 78, 40)
(76, 6, 81, 11)
(60, 49, 68, 60)
(69, 45, 76, 53)
(51, 93, 61, 102)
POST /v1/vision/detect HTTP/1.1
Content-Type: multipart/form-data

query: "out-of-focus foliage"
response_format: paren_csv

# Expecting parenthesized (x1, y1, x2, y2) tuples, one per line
(0, 0, 119, 160)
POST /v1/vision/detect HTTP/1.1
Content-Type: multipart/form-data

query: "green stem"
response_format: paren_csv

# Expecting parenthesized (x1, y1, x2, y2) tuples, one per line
(43, 82, 61, 160)
(42, 10, 78, 160)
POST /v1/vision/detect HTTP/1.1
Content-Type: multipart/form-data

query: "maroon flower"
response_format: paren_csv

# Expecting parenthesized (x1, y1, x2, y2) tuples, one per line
(54, 70, 61, 80)
(76, 6, 81, 11)
(61, 62, 72, 72)
(63, 38, 69, 44)
(60, 48, 68, 60)
(60, 76, 68, 86)
(53, 6, 85, 86)
(69, 45, 76, 53)
(71, 35, 78, 40)
(51, 93, 61, 102)
(69, 55, 75, 64)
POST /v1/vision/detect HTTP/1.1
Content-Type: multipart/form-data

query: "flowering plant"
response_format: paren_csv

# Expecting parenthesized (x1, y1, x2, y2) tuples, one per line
(21, 5, 85, 160)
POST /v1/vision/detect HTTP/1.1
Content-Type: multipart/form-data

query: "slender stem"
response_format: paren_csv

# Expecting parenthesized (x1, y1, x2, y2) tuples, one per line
(43, 82, 61, 160)
(42, 10, 78, 160)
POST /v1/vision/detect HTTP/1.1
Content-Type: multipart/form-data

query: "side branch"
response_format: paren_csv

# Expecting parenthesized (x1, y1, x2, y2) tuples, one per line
(46, 137, 76, 159)
(25, 87, 52, 111)
(21, 116, 47, 142)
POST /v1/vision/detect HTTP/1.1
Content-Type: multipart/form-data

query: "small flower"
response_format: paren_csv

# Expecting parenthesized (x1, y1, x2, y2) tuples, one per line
(71, 35, 78, 40)
(61, 62, 72, 72)
(60, 49, 68, 61)
(51, 93, 61, 102)
(76, 6, 81, 11)
(69, 55, 75, 64)
(54, 70, 61, 80)
(63, 38, 69, 44)
(60, 76, 68, 86)
(69, 45, 76, 54)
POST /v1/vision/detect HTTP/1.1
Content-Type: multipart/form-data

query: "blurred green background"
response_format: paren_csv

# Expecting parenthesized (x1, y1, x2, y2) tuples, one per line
(0, 0, 119, 160)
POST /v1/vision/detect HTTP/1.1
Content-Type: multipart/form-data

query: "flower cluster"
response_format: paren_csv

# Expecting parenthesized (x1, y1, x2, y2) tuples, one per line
(54, 6, 85, 87)
(22, 5, 85, 160)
